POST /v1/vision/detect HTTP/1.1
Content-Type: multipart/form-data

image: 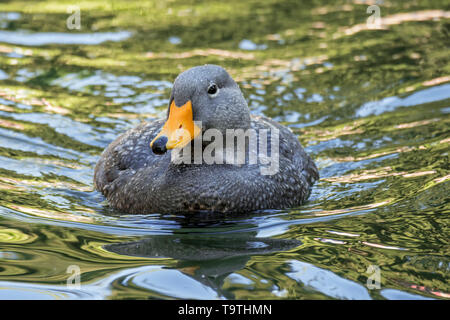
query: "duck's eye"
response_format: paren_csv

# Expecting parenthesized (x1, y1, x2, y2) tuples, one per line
(207, 83, 218, 96)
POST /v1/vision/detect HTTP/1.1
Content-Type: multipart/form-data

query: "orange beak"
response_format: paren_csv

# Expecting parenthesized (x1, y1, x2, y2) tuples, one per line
(150, 100, 201, 153)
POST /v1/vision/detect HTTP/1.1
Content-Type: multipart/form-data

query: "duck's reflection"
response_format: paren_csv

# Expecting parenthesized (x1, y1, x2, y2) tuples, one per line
(104, 233, 301, 298)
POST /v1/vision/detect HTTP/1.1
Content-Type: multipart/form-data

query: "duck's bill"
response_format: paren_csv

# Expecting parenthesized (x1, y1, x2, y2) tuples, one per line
(150, 100, 201, 154)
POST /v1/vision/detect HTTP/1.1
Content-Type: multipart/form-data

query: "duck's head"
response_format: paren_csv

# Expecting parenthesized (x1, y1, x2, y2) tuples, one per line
(150, 65, 250, 154)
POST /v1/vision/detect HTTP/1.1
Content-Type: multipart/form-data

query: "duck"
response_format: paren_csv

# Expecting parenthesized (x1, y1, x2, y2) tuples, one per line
(94, 65, 319, 214)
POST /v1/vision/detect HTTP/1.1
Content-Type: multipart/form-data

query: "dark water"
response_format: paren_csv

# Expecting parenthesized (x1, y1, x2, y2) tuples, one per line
(0, 0, 449, 299)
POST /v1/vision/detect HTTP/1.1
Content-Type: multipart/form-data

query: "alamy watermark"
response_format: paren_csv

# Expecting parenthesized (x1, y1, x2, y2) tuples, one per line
(366, 2, 382, 29)
(66, 5, 81, 30)
(66, 264, 81, 289)
(168, 122, 280, 175)
(366, 265, 381, 289)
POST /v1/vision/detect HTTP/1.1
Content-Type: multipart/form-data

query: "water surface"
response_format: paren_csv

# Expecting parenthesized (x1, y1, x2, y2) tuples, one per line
(0, 0, 449, 299)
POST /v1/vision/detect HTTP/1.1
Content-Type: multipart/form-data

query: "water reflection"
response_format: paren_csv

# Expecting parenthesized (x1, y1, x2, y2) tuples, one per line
(0, 0, 449, 300)
(356, 84, 450, 117)
(287, 260, 372, 300)
(0, 30, 132, 46)
(105, 234, 301, 299)
(104, 234, 301, 261)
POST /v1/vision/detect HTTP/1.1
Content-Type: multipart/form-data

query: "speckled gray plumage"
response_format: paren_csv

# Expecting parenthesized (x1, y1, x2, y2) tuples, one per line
(94, 65, 319, 214)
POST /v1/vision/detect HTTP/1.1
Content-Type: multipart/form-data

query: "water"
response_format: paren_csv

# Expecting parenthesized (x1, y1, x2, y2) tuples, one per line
(0, 0, 449, 300)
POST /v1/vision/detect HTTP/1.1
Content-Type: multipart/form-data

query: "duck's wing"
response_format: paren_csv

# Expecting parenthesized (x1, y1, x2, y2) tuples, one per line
(94, 120, 167, 197)
(253, 115, 319, 186)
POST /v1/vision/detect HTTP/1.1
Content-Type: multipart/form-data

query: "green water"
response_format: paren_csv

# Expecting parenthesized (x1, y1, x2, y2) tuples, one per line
(0, 0, 449, 299)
